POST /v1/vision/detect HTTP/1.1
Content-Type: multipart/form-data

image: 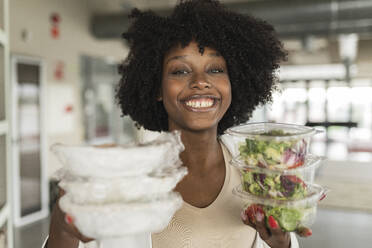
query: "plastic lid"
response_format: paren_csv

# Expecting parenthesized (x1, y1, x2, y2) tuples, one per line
(231, 154, 325, 174)
(225, 122, 321, 141)
(50, 131, 185, 178)
(232, 183, 325, 207)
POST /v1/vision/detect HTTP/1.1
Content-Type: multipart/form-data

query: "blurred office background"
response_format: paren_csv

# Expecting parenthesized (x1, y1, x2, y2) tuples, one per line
(0, 0, 372, 247)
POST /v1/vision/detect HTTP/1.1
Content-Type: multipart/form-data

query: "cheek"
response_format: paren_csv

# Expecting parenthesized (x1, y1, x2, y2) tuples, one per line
(161, 81, 181, 111)
(222, 82, 232, 109)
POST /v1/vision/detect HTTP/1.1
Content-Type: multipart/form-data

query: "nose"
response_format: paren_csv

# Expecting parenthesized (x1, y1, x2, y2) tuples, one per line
(189, 74, 211, 90)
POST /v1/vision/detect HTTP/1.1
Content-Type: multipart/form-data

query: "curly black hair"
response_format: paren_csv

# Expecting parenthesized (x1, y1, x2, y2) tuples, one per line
(116, 0, 287, 135)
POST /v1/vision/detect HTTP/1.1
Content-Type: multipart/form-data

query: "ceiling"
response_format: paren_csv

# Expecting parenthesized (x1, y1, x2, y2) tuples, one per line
(88, 0, 372, 45)
(87, 0, 265, 14)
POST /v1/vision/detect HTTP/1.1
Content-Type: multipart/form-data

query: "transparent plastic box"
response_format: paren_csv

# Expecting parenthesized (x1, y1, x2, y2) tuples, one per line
(51, 131, 186, 248)
(233, 184, 325, 232)
(231, 154, 324, 199)
(51, 131, 184, 178)
(59, 192, 183, 238)
(59, 166, 188, 204)
(224, 122, 321, 170)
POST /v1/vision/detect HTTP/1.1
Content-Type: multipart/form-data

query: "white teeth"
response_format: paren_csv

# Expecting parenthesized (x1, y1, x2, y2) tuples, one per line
(185, 99, 214, 108)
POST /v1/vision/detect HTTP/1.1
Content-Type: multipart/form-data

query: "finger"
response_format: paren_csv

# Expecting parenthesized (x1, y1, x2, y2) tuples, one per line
(319, 193, 327, 202)
(58, 187, 66, 197)
(267, 215, 284, 236)
(267, 215, 291, 246)
(241, 210, 256, 229)
(64, 214, 95, 243)
(296, 227, 312, 237)
(254, 211, 270, 241)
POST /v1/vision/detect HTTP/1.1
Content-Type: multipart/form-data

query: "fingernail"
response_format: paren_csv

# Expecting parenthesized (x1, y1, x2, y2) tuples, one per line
(319, 193, 327, 202)
(268, 216, 278, 229)
(241, 210, 248, 221)
(255, 211, 264, 222)
(65, 214, 74, 224)
(305, 229, 312, 237)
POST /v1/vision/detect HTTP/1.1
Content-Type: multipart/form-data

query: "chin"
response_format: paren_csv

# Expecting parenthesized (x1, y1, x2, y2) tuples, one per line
(184, 121, 218, 133)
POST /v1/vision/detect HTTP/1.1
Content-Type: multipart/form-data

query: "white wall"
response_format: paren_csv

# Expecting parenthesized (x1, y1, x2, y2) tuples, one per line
(9, 0, 129, 176)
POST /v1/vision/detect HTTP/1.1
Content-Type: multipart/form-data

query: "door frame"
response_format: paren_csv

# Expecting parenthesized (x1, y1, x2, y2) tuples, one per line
(11, 55, 49, 227)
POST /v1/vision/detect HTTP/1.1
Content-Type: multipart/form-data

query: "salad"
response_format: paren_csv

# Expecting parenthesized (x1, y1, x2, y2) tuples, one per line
(238, 130, 307, 169)
(242, 170, 307, 200)
(234, 183, 325, 233)
(244, 203, 315, 232)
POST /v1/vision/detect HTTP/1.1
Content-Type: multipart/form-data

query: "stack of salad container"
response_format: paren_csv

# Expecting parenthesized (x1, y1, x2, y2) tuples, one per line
(223, 122, 326, 232)
(51, 131, 187, 248)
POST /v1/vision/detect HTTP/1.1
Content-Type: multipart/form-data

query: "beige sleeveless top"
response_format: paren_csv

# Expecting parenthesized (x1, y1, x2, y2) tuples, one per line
(151, 142, 258, 248)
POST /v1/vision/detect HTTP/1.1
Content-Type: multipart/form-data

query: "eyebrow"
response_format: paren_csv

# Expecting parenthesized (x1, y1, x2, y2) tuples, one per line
(165, 55, 186, 64)
(165, 52, 222, 65)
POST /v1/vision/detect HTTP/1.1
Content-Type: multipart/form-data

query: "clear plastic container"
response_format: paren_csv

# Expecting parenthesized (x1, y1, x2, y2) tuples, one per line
(224, 122, 321, 169)
(53, 131, 187, 248)
(59, 166, 188, 204)
(231, 154, 324, 199)
(233, 184, 325, 232)
(59, 192, 183, 238)
(51, 131, 184, 178)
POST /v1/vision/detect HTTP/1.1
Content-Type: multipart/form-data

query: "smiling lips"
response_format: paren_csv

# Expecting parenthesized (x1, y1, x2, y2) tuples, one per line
(181, 95, 219, 111)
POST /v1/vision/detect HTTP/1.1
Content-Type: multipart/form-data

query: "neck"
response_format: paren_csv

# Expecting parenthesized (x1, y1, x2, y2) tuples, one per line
(169, 126, 223, 175)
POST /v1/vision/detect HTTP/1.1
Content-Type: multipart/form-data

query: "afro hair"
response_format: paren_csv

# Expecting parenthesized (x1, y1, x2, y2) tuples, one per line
(116, 0, 287, 135)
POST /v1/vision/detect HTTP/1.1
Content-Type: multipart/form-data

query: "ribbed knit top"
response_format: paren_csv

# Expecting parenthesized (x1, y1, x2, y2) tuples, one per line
(151, 142, 258, 248)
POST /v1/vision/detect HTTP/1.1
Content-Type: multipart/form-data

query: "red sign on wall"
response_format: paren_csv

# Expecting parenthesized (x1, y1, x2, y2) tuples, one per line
(54, 61, 64, 81)
(50, 13, 61, 39)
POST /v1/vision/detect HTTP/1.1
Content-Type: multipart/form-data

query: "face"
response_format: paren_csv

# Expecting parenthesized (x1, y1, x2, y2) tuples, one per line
(160, 41, 232, 133)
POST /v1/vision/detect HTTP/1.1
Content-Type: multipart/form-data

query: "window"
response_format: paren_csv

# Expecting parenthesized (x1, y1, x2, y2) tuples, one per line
(261, 79, 372, 162)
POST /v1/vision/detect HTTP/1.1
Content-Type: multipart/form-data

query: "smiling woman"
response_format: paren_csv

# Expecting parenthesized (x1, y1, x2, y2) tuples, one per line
(112, 1, 298, 247)
(45, 1, 301, 248)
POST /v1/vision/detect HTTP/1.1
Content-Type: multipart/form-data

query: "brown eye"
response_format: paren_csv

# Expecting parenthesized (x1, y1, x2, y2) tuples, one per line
(170, 67, 191, 75)
(208, 68, 224, 73)
(171, 70, 189, 75)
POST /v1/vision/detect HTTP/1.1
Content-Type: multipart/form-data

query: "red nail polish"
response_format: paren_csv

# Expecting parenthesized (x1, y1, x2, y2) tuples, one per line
(268, 216, 278, 229)
(319, 193, 326, 202)
(65, 214, 74, 224)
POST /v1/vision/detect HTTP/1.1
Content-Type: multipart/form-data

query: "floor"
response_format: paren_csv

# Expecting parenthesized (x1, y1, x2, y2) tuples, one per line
(14, 216, 49, 248)
(13, 207, 372, 248)
(300, 208, 372, 248)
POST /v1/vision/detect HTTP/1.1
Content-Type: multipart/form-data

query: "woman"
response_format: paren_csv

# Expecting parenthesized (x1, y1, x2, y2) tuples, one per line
(46, 1, 311, 247)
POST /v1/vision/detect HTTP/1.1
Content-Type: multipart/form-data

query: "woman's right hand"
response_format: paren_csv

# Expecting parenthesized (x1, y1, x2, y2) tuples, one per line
(47, 144, 117, 247)
(47, 188, 95, 248)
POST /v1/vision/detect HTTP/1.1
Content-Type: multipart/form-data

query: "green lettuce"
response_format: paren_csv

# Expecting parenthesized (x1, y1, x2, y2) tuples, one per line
(264, 206, 303, 232)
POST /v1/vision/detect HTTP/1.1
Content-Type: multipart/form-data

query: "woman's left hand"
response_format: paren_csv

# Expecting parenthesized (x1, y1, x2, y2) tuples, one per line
(241, 207, 312, 248)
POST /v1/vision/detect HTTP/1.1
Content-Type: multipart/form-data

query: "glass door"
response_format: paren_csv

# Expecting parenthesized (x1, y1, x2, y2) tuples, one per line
(0, 0, 12, 247)
(11, 56, 48, 227)
(80, 55, 137, 145)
